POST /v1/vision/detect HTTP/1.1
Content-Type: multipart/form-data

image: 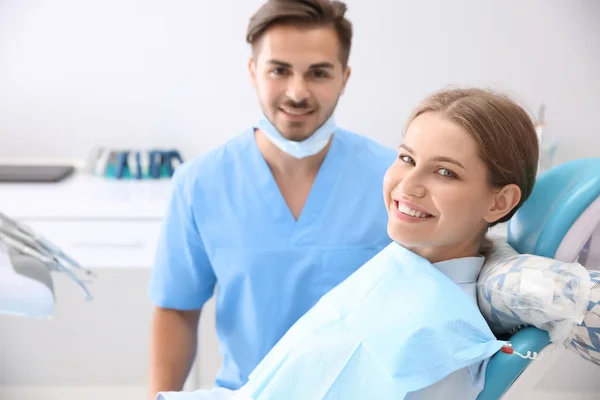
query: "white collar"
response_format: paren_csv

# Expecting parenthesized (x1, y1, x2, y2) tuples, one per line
(433, 256, 485, 284)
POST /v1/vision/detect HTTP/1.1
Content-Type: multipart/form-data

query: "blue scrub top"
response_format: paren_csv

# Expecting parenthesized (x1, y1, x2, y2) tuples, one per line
(148, 127, 397, 390)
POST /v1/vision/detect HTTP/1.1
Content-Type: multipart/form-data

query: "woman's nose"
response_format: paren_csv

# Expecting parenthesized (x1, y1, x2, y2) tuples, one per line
(398, 170, 427, 198)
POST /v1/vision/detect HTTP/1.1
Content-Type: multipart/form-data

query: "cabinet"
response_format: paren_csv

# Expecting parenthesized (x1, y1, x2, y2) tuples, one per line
(22, 220, 162, 269)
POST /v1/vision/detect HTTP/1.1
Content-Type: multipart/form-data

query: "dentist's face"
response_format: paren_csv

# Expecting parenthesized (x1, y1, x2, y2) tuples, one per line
(383, 112, 501, 263)
(249, 24, 350, 142)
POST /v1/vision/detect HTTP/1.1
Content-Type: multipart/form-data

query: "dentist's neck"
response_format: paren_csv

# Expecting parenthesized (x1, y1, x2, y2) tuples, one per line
(255, 128, 331, 177)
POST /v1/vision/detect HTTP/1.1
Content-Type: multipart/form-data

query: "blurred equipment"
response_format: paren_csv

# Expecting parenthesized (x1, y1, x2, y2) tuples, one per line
(0, 164, 75, 183)
(534, 104, 558, 175)
(85, 148, 184, 180)
(0, 211, 94, 318)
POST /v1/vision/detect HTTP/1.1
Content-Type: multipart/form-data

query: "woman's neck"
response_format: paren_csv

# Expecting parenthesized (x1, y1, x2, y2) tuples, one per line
(406, 237, 482, 264)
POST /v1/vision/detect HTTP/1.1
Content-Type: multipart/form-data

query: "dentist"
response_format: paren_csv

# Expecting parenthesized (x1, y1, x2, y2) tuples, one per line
(147, 0, 396, 398)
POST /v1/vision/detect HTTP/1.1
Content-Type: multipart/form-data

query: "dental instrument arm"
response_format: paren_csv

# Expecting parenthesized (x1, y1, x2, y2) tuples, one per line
(0, 211, 94, 318)
(149, 306, 202, 400)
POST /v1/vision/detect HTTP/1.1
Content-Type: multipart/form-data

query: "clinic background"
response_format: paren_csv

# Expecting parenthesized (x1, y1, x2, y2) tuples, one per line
(0, 1, 599, 400)
(0, 0, 599, 164)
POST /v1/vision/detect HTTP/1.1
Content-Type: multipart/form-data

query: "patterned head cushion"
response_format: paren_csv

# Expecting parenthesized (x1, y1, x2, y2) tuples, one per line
(477, 237, 599, 366)
(569, 270, 600, 365)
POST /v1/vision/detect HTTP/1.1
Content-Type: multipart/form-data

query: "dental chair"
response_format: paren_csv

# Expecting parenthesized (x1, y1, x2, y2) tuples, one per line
(477, 157, 600, 399)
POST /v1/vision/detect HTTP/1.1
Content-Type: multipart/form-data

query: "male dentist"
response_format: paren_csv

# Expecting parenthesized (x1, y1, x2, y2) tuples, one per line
(147, 0, 396, 398)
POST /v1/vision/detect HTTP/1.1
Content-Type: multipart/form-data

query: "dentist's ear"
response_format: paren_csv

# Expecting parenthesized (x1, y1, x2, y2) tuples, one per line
(248, 58, 257, 88)
(484, 183, 521, 224)
(340, 65, 351, 95)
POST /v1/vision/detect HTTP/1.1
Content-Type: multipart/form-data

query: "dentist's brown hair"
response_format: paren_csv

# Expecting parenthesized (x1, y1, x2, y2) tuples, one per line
(246, 0, 353, 68)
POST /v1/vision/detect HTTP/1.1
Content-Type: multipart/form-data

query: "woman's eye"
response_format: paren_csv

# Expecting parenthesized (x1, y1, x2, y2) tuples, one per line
(399, 154, 414, 164)
(438, 168, 457, 179)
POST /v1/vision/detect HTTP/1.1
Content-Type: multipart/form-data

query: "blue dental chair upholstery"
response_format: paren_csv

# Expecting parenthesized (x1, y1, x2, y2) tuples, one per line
(477, 158, 600, 400)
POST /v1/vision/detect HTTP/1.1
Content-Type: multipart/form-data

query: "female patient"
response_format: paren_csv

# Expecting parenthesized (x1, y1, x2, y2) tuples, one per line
(158, 87, 539, 400)
(385, 87, 538, 399)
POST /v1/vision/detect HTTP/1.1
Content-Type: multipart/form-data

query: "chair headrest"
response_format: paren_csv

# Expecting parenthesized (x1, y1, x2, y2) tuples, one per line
(508, 158, 600, 261)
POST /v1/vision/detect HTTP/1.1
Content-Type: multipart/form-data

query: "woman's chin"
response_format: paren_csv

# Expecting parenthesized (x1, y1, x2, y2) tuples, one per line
(389, 235, 426, 250)
(388, 225, 430, 246)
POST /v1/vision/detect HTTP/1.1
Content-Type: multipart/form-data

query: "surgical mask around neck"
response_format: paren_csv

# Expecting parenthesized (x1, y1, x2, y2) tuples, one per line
(256, 112, 336, 159)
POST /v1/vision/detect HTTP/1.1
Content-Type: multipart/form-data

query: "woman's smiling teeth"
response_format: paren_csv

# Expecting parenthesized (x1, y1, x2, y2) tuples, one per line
(397, 204, 433, 218)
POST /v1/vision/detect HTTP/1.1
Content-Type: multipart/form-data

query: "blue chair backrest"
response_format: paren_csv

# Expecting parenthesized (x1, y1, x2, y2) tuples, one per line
(478, 157, 600, 400)
(507, 158, 600, 258)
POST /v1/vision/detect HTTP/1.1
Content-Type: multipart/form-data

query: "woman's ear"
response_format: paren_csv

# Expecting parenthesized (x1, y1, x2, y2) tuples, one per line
(484, 183, 521, 224)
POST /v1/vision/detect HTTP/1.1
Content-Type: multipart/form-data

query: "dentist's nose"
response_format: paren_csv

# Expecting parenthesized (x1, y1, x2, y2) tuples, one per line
(398, 170, 426, 199)
(286, 76, 309, 103)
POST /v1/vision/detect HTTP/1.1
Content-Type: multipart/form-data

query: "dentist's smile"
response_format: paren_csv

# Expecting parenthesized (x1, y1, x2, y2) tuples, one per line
(279, 107, 315, 121)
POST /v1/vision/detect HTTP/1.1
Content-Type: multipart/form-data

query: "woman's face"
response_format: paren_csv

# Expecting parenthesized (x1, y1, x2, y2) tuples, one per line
(383, 111, 511, 263)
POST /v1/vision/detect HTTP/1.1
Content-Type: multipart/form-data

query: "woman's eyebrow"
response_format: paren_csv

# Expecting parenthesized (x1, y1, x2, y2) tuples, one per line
(399, 143, 414, 153)
(432, 156, 465, 170)
(399, 144, 465, 170)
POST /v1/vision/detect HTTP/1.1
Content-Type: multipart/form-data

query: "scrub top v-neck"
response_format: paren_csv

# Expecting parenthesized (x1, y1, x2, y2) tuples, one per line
(148, 127, 397, 390)
(244, 126, 347, 242)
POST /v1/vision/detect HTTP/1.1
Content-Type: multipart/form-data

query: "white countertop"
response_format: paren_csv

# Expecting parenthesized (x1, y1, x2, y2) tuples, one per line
(0, 171, 173, 220)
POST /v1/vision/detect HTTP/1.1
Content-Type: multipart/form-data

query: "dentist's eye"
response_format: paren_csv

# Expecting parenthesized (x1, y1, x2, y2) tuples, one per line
(399, 154, 414, 164)
(438, 168, 457, 179)
(311, 69, 330, 79)
(271, 67, 289, 76)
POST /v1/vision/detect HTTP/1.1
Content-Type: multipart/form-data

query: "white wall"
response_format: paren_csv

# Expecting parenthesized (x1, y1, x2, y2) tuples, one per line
(0, 0, 598, 165)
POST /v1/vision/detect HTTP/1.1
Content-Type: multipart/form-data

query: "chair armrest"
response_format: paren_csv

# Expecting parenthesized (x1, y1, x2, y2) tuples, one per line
(477, 327, 551, 400)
